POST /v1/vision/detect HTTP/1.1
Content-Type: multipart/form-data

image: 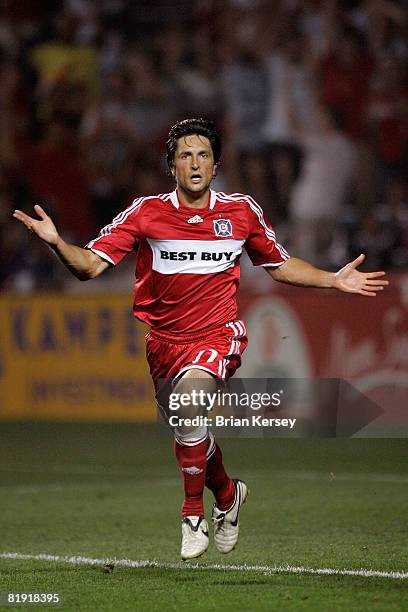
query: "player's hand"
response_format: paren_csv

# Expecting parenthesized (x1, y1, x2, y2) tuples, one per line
(13, 205, 59, 246)
(333, 254, 388, 296)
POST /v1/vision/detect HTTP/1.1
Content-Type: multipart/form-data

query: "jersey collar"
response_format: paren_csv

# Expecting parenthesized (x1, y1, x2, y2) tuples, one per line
(169, 189, 217, 210)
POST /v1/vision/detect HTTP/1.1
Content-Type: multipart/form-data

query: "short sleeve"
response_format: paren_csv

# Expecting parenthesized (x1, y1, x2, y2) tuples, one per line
(244, 197, 290, 267)
(85, 198, 145, 265)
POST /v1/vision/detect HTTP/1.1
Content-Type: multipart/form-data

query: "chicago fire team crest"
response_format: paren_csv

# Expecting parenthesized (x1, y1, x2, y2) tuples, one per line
(214, 219, 233, 237)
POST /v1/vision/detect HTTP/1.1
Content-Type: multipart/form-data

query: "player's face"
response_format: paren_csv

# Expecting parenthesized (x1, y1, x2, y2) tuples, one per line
(172, 134, 216, 198)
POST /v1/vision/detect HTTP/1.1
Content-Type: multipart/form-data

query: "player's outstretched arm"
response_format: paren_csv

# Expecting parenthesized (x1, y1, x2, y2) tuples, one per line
(13, 204, 110, 280)
(266, 254, 388, 297)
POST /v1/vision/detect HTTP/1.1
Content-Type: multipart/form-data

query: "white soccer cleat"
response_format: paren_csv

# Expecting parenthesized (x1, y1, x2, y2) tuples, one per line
(181, 516, 209, 560)
(212, 479, 249, 554)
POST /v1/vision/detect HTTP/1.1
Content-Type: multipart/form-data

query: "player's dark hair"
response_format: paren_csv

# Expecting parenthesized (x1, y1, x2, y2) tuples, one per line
(166, 118, 221, 171)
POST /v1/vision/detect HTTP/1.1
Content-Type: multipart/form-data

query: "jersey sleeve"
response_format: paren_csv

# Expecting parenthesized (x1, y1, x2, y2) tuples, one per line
(85, 198, 145, 265)
(244, 197, 290, 267)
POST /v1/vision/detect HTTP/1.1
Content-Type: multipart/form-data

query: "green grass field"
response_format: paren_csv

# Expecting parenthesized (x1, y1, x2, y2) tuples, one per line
(0, 423, 407, 611)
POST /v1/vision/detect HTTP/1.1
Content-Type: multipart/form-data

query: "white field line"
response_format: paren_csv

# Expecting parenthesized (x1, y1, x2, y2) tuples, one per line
(0, 552, 407, 580)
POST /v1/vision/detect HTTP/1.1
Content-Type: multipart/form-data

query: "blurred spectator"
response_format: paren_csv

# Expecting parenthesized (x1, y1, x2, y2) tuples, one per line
(318, 25, 374, 143)
(349, 178, 408, 269)
(316, 8, 374, 211)
(221, 43, 268, 201)
(367, 56, 408, 192)
(21, 118, 93, 243)
(0, 167, 63, 291)
(30, 10, 98, 99)
(288, 96, 356, 267)
(351, 211, 402, 270)
(125, 47, 178, 147)
(164, 26, 219, 117)
(261, 22, 310, 220)
(80, 69, 142, 227)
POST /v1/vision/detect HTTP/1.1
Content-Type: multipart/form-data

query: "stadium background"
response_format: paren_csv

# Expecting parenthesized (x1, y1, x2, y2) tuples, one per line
(0, 2, 407, 611)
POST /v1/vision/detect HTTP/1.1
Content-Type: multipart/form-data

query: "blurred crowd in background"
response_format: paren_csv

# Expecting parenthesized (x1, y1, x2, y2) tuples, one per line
(0, 0, 407, 292)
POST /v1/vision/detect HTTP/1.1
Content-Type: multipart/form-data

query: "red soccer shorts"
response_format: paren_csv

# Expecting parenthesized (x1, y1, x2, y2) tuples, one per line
(146, 320, 248, 392)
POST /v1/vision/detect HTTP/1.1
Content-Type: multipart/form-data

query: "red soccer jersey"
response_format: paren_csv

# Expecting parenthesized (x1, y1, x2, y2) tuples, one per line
(85, 190, 289, 334)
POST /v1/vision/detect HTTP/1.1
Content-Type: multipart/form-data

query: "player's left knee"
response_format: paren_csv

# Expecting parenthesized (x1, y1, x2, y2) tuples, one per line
(174, 424, 208, 445)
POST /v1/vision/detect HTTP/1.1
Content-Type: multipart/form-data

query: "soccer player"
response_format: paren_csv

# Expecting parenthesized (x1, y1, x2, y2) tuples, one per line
(14, 118, 388, 560)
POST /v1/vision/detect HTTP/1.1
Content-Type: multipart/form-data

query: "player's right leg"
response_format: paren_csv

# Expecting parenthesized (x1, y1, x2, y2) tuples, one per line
(171, 368, 216, 560)
(171, 364, 248, 557)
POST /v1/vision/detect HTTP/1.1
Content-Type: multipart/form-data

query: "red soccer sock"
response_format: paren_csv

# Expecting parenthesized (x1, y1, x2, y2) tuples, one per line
(174, 437, 208, 517)
(205, 442, 235, 511)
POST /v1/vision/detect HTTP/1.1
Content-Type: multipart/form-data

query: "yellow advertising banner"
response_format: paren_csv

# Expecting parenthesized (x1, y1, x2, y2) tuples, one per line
(0, 294, 156, 421)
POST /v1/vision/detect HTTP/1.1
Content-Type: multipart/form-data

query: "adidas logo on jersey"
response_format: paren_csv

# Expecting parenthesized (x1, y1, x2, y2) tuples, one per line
(181, 466, 204, 475)
(187, 215, 203, 224)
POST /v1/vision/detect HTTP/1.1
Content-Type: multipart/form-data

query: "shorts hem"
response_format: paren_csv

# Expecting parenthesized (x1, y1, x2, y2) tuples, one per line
(174, 364, 223, 383)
